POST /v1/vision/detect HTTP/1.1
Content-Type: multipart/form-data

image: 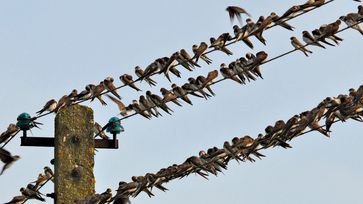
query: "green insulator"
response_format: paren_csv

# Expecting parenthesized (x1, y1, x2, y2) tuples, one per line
(106, 117, 124, 135)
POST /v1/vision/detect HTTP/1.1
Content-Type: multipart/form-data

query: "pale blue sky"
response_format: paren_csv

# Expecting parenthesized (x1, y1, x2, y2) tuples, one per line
(1, 1, 363, 203)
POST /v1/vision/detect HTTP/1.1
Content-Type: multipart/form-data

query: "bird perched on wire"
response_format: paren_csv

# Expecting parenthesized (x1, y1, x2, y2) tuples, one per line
(36, 99, 57, 115)
(0, 148, 20, 175)
(290, 36, 313, 57)
(192, 42, 212, 64)
(226, 6, 251, 25)
(120, 74, 142, 92)
(94, 122, 109, 140)
(340, 15, 363, 35)
(135, 66, 157, 87)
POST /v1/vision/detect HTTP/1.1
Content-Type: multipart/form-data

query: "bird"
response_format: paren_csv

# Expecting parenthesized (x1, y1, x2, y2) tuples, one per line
(120, 74, 142, 92)
(135, 66, 157, 86)
(209, 35, 233, 55)
(0, 148, 20, 175)
(131, 100, 152, 119)
(36, 99, 57, 115)
(160, 88, 182, 106)
(104, 77, 122, 99)
(139, 95, 161, 117)
(180, 49, 200, 68)
(280, 5, 302, 20)
(87, 83, 107, 106)
(4, 195, 26, 204)
(32, 173, 48, 190)
(68, 89, 78, 102)
(106, 94, 130, 116)
(359, 5, 363, 16)
(192, 42, 211, 64)
(196, 75, 216, 96)
(42, 166, 54, 185)
(246, 18, 267, 45)
(171, 84, 193, 105)
(270, 12, 295, 31)
(220, 63, 242, 84)
(146, 91, 173, 115)
(94, 122, 109, 140)
(302, 30, 326, 49)
(340, 15, 363, 35)
(99, 188, 112, 204)
(54, 95, 72, 113)
(76, 88, 92, 101)
(312, 29, 335, 46)
(233, 25, 254, 49)
(20, 186, 45, 202)
(0, 124, 19, 145)
(290, 36, 313, 57)
(226, 6, 251, 25)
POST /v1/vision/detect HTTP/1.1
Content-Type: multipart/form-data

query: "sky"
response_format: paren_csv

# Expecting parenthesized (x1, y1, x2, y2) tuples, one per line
(1, 0, 363, 203)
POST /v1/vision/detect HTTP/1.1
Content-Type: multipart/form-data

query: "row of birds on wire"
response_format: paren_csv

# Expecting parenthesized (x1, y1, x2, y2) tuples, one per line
(1, 3, 362, 179)
(76, 84, 363, 203)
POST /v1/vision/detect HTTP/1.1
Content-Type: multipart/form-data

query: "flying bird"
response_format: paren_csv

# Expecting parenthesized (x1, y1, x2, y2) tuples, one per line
(226, 6, 251, 25)
(0, 148, 20, 175)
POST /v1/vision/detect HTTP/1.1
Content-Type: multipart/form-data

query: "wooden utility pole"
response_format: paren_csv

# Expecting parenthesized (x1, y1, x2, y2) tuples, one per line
(54, 105, 95, 203)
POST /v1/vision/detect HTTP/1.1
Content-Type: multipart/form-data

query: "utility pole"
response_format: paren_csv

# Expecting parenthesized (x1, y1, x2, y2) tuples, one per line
(54, 105, 95, 203)
(19, 104, 121, 203)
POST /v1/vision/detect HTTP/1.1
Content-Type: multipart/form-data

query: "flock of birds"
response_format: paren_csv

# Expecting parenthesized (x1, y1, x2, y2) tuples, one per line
(77, 84, 363, 203)
(1, 0, 363, 203)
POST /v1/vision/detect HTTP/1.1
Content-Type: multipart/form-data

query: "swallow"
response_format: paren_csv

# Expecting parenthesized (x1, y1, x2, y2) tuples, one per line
(312, 29, 335, 46)
(36, 99, 57, 115)
(245, 18, 266, 45)
(202, 70, 219, 88)
(103, 77, 122, 99)
(131, 176, 154, 197)
(196, 75, 216, 96)
(340, 15, 363, 35)
(99, 188, 112, 204)
(107, 94, 129, 117)
(248, 52, 267, 78)
(290, 36, 312, 57)
(76, 88, 92, 101)
(4, 195, 26, 204)
(250, 15, 273, 39)
(87, 83, 107, 106)
(220, 63, 242, 84)
(280, 5, 302, 20)
(131, 100, 152, 119)
(146, 91, 173, 115)
(223, 141, 243, 163)
(226, 6, 251, 25)
(0, 124, 19, 145)
(188, 77, 212, 99)
(144, 62, 161, 77)
(0, 148, 20, 175)
(302, 30, 326, 49)
(32, 173, 48, 190)
(233, 25, 254, 49)
(180, 49, 200, 68)
(175, 51, 193, 71)
(20, 186, 45, 202)
(300, 0, 325, 10)
(159, 54, 178, 82)
(68, 89, 78, 102)
(171, 84, 193, 105)
(43, 166, 54, 183)
(354, 85, 363, 103)
(120, 74, 142, 92)
(139, 95, 161, 117)
(185, 156, 216, 175)
(192, 42, 212, 64)
(54, 95, 72, 113)
(230, 60, 254, 83)
(359, 5, 363, 16)
(270, 12, 295, 31)
(135, 66, 157, 86)
(181, 83, 205, 99)
(319, 20, 343, 44)
(94, 122, 109, 140)
(160, 88, 182, 106)
(209, 35, 233, 55)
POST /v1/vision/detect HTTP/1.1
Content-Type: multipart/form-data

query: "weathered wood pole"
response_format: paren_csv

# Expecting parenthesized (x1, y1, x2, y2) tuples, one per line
(54, 105, 95, 203)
